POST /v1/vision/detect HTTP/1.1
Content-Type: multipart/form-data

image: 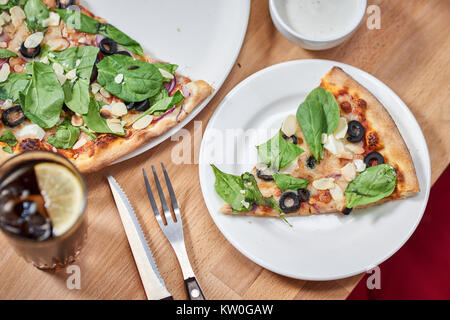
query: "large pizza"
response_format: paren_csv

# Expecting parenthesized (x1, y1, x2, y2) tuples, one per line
(0, 0, 213, 172)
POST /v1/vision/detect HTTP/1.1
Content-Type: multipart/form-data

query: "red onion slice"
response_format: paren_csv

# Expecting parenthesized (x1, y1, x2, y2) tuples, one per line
(181, 84, 191, 98)
(164, 77, 176, 95)
(152, 106, 177, 122)
(95, 34, 106, 47)
(176, 103, 185, 122)
(0, 33, 8, 42)
(0, 58, 9, 67)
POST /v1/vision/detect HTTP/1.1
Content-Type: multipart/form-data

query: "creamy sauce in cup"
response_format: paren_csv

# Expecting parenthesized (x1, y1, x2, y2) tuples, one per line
(278, 0, 364, 40)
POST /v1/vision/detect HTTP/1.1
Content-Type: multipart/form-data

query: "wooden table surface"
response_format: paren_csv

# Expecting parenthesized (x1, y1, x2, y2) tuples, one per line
(1, 0, 449, 300)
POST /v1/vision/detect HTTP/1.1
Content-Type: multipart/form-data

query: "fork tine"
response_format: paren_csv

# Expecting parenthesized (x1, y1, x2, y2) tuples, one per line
(152, 165, 174, 223)
(160, 163, 181, 221)
(142, 169, 166, 228)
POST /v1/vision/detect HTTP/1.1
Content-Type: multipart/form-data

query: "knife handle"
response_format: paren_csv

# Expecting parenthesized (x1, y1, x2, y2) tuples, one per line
(185, 277, 205, 300)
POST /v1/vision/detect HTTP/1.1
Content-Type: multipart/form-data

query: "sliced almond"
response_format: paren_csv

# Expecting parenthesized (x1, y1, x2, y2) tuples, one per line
(354, 159, 367, 172)
(107, 119, 123, 133)
(17, 124, 45, 141)
(114, 73, 124, 84)
(281, 114, 298, 137)
(329, 184, 344, 201)
(324, 134, 345, 155)
(66, 69, 77, 81)
(100, 87, 111, 98)
(10, 6, 25, 27)
(47, 38, 69, 52)
(100, 105, 113, 119)
(0, 63, 10, 82)
(159, 68, 174, 80)
(71, 114, 84, 127)
(312, 178, 335, 191)
(341, 162, 357, 182)
(0, 12, 11, 23)
(91, 83, 101, 94)
(111, 102, 128, 117)
(24, 32, 44, 49)
(73, 137, 87, 150)
(345, 143, 365, 155)
(132, 115, 153, 130)
(52, 62, 64, 75)
(48, 11, 60, 27)
(55, 72, 66, 85)
(334, 117, 348, 139)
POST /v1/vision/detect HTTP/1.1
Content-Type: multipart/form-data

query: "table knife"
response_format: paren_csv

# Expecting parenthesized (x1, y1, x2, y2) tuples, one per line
(106, 174, 173, 300)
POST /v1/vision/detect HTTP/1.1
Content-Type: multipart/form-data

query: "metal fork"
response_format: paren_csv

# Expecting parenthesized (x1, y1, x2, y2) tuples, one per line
(142, 163, 205, 300)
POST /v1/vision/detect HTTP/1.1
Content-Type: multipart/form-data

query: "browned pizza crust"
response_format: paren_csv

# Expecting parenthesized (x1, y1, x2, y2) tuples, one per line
(221, 67, 419, 218)
(73, 80, 213, 173)
(322, 67, 420, 198)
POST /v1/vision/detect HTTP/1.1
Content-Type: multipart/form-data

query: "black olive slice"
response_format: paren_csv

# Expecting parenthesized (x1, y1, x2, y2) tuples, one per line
(364, 151, 385, 167)
(279, 192, 301, 213)
(297, 189, 310, 202)
(2, 105, 26, 127)
(306, 156, 316, 169)
(347, 120, 366, 143)
(134, 100, 150, 112)
(117, 51, 132, 57)
(20, 43, 41, 59)
(99, 38, 118, 55)
(256, 169, 274, 181)
(342, 207, 353, 215)
(56, 0, 76, 9)
(282, 133, 298, 145)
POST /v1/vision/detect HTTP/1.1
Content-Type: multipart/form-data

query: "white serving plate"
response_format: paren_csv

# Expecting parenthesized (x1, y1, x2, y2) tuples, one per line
(199, 59, 431, 280)
(81, 0, 250, 163)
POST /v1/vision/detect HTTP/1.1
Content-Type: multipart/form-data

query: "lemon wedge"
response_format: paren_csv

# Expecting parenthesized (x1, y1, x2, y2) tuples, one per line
(35, 163, 85, 237)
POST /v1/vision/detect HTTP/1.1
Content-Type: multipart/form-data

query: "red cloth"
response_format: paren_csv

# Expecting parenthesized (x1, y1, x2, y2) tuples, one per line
(348, 165, 450, 300)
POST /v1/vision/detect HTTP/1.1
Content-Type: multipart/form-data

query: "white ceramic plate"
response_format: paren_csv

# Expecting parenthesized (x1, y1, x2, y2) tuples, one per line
(81, 0, 250, 163)
(198, 59, 431, 280)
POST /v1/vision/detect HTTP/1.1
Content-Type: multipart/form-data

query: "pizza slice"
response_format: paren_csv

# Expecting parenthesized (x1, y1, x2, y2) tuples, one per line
(0, 0, 213, 173)
(212, 67, 419, 219)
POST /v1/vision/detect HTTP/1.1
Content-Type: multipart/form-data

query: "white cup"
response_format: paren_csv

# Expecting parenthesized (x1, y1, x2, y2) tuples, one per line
(269, 0, 367, 51)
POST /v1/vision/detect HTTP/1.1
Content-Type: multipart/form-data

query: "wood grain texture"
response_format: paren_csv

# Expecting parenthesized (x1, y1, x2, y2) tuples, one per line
(1, 0, 449, 300)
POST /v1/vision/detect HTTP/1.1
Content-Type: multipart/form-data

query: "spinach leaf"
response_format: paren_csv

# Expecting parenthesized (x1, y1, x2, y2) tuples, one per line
(22, 62, 65, 129)
(52, 9, 144, 57)
(305, 88, 340, 135)
(24, 0, 49, 32)
(49, 46, 99, 114)
(153, 62, 178, 75)
(0, 130, 18, 154)
(97, 54, 163, 103)
(99, 24, 144, 57)
(345, 164, 397, 208)
(131, 90, 184, 125)
(211, 164, 250, 212)
(0, 0, 23, 10)
(257, 132, 304, 170)
(296, 99, 325, 161)
(82, 98, 125, 136)
(52, 8, 99, 34)
(47, 119, 80, 149)
(0, 130, 18, 146)
(0, 72, 30, 102)
(273, 174, 309, 192)
(0, 49, 18, 59)
(80, 126, 97, 140)
(241, 172, 281, 213)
